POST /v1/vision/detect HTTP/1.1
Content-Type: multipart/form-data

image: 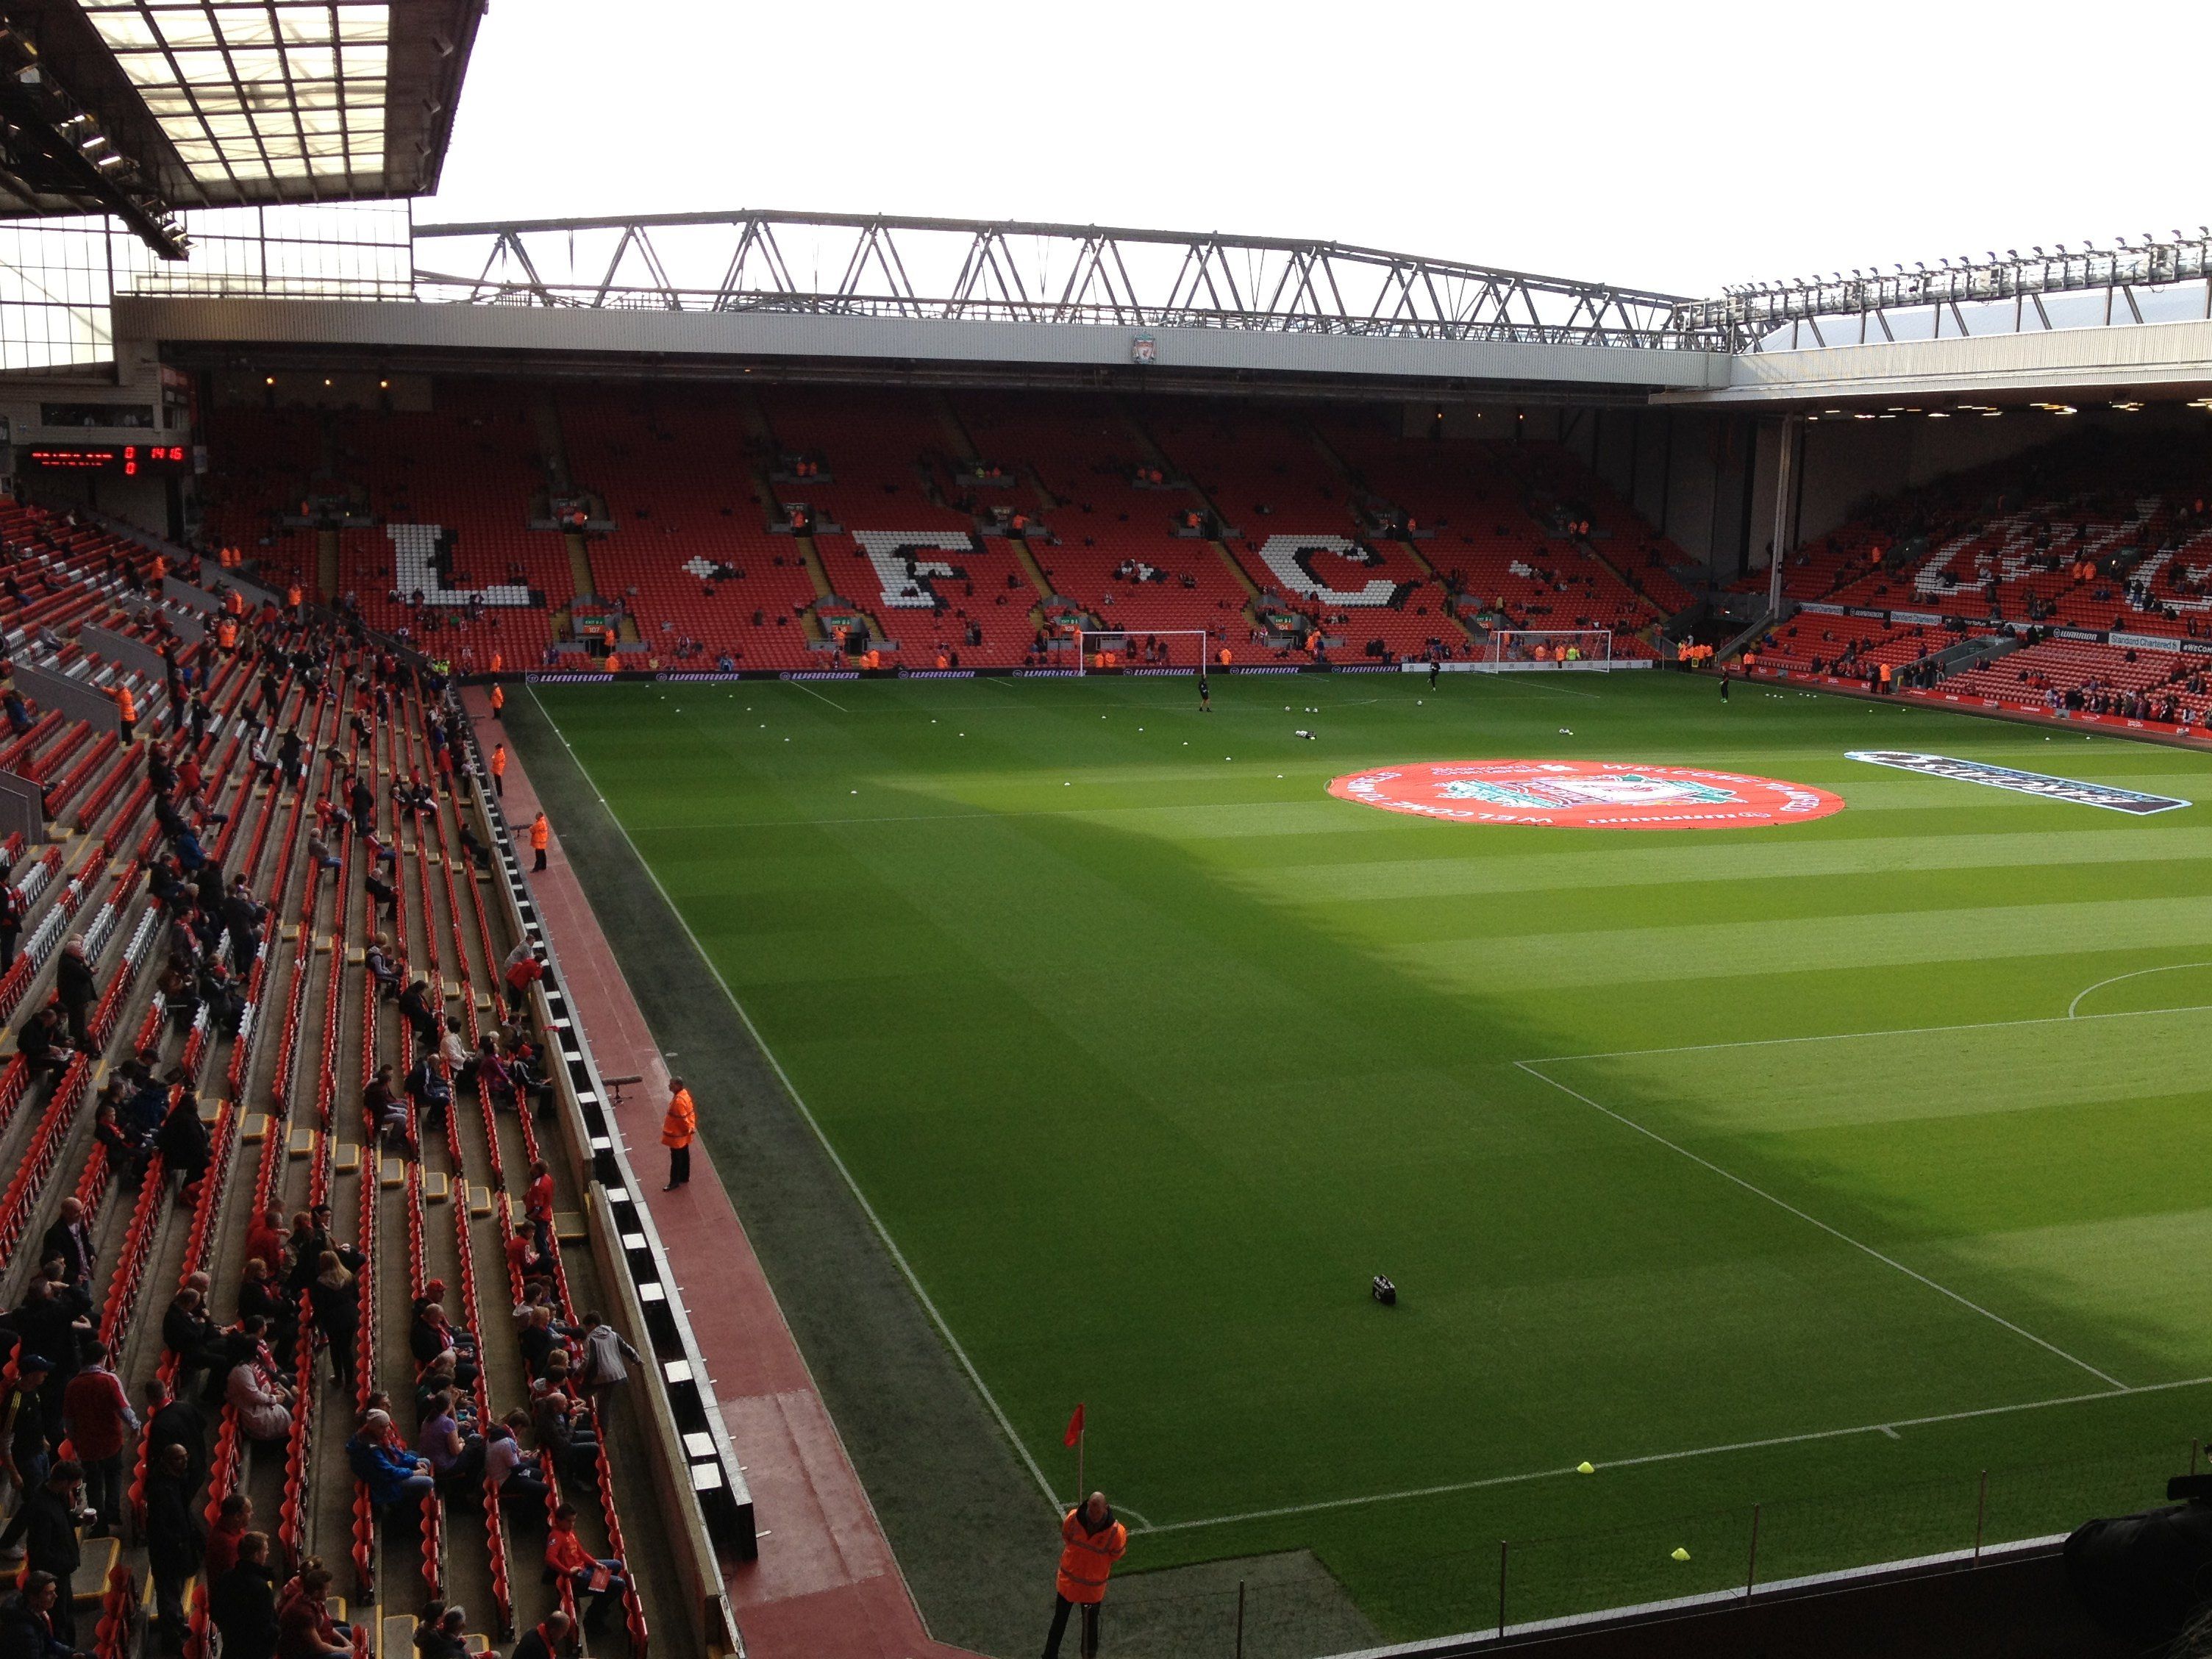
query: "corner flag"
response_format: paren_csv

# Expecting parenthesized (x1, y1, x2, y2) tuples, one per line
(1063, 1404, 1085, 1447)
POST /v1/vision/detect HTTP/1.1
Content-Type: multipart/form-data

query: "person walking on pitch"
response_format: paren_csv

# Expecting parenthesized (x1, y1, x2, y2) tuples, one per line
(1429, 654, 1440, 689)
(1719, 668, 1730, 703)
(1198, 674, 1210, 713)
(1043, 1491, 1127, 1659)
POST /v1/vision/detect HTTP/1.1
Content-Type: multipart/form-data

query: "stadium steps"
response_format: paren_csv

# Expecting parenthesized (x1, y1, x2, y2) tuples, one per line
(792, 533, 837, 602)
(560, 533, 598, 606)
(1007, 535, 1059, 603)
(930, 390, 982, 465)
(529, 398, 574, 493)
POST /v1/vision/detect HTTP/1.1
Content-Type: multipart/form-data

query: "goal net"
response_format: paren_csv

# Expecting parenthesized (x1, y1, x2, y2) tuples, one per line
(1485, 628, 1613, 672)
(1076, 628, 1210, 674)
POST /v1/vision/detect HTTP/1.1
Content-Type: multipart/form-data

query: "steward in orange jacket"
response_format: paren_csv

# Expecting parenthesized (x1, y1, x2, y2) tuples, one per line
(528, 812, 549, 872)
(661, 1079, 696, 1192)
(1045, 1494, 1127, 1658)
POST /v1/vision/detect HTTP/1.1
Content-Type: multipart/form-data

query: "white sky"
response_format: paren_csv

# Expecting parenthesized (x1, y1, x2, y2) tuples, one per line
(426, 1, 2212, 299)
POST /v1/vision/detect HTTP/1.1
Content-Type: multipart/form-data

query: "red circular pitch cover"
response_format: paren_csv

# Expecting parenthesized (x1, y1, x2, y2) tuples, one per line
(1327, 760, 1845, 830)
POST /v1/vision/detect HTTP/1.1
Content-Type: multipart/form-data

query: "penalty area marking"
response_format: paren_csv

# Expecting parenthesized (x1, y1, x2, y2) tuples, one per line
(1522, 998, 2212, 1068)
(2067, 963, 2212, 1018)
(1514, 1060, 2127, 1392)
(1129, 1373, 2212, 1536)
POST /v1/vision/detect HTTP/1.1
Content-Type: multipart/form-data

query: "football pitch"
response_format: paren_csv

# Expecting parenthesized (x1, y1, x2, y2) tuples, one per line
(529, 668, 2212, 1644)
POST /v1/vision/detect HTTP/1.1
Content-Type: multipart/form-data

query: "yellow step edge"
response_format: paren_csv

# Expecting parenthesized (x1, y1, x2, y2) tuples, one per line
(424, 1171, 451, 1203)
(379, 1157, 404, 1188)
(333, 1142, 361, 1174)
(552, 1210, 586, 1243)
(242, 1113, 268, 1143)
(466, 1184, 493, 1217)
(286, 1126, 313, 1159)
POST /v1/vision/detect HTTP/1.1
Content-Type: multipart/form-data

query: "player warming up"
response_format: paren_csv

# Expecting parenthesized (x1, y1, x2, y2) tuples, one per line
(1198, 673, 1211, 713)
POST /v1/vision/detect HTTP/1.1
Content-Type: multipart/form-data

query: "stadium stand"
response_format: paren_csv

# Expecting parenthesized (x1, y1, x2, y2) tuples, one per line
(949, 390, 1249, 667)
(0, 515, 717, 1659)
(1746, 429, 2212, 727)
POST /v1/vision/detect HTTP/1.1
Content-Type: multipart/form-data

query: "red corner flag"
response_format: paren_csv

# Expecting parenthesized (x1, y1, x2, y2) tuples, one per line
(1063, 1404, 1085, 1446)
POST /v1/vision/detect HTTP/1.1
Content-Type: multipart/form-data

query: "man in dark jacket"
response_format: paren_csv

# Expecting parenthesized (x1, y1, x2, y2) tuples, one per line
(0, 1463, 86, 1644)
(218, 880, 263, 976)
(35, 1203, 90, 1296)
(10, 1286, 82, 1414)
(142, 1378, 205, 1496)
(0, 1571, 71, 1659)
(207, 1529, 279, 1659)
(155, 1087, 210, 1191)
(51, 943, 96, 1052)
(510, 1610, 570, 1659)
(14, 1009, 71, 1090)
(142, 1443, 201, 1644)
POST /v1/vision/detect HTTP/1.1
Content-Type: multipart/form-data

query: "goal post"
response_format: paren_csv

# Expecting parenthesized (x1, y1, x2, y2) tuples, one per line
(1485, 628, 1613, 672)
(1075, 628, 1210, 674)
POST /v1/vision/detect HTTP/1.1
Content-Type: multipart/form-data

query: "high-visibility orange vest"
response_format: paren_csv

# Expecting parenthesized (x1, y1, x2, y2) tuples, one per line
(489, 652, 502, 674)
(114, 687, 135, 723)
(1055, 1509, 1127, 1605)
(490, 685, 504, 713)
(662, 1088, 696, 1149)
(286, 585, 302, 608)
(529, 816, 549, 851)
(224, 590, 244, 617)
(491, 746, 507, 777)
(217, 620, 238, 649)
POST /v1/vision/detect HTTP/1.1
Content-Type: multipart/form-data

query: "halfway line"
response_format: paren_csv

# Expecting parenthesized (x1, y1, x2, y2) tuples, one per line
(1515, 1060, 2127, 1391)
(1132, 1373, 2212, 1535)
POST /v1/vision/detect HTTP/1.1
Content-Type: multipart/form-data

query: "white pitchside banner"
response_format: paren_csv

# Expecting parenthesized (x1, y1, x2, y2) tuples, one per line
(1255, 535, 1398, 606)
(851, 530, 977, 608)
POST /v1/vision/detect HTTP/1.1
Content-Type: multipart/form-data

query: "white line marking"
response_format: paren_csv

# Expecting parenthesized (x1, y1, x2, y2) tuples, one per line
(1524, 999, 2212, 1066)
(781, 679, 849, 712)
(2067, 963, 2212, 1018)
(1131, 1374, 2212, 1535)
(1515, 1060, 2127, 1391)
(1877, 1424, 1901, 1441)
(526, 688, 1064, 1513)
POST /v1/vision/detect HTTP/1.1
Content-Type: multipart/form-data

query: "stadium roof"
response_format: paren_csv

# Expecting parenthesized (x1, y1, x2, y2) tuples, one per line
(0, 0, 483, 256)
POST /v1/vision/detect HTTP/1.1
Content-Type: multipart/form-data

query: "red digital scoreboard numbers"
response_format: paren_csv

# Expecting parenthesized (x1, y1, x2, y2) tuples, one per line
(23, 443, 191, 476)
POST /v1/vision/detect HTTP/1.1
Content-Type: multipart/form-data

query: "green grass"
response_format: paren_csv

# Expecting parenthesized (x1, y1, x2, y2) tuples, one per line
(534, 668, 2212, 1641)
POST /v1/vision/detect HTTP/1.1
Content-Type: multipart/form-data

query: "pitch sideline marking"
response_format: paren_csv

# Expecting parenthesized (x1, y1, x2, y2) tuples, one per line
(1130, 1372, 2212, 1536)
(2066, 963, 2212, 1019)
(1515, 1060, 2127, 1391)
(526, 688, 1065, 1513)
(1524, 999, 2212, 1066)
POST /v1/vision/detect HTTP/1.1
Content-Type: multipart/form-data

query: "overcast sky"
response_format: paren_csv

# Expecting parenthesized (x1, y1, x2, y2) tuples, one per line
(425, 1, 2212, 299)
